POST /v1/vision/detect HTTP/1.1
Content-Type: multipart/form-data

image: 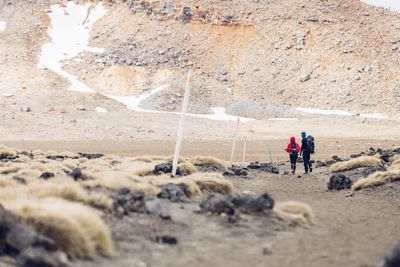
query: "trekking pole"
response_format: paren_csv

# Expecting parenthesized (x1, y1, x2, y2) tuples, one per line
(172, 69, 192, 177)
(242, 139, 247, 167)
(269, 149, 273, 165)
(229, 117, 240, 167)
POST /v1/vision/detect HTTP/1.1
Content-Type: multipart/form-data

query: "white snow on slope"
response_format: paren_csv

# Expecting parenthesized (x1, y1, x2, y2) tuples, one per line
(295, 107, 387, 119)
(38, 2, 106, 93)
(0, 21, 6, 32)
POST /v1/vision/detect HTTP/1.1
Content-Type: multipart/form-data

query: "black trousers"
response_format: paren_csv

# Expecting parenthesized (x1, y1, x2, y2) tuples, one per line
(303, 152, 312, 173)
(290, 154, 298, 172)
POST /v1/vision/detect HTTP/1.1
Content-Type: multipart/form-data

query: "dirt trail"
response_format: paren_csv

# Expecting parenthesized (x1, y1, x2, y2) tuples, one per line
(3, 138, 400, 162)
(68, 164, 400, 267)
(231, 169, 400, 267)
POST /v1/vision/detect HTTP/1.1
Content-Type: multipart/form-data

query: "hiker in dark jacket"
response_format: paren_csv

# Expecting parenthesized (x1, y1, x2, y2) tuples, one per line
(300, 131, 313, 174)
(285, 136, 301, 174)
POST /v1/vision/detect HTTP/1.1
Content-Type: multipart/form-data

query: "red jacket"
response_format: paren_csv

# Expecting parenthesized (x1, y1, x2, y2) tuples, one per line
(286, 136, 300, 154)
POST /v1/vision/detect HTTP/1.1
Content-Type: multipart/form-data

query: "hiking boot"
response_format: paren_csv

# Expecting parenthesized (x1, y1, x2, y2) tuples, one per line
(310, 167, 313, 173)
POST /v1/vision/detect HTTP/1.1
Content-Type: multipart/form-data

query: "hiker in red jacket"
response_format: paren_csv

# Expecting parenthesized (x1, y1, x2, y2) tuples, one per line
(285, 136, 301, 174)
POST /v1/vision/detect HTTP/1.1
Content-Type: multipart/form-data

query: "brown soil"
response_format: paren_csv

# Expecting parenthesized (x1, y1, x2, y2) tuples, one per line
(66, 163, 400, 267)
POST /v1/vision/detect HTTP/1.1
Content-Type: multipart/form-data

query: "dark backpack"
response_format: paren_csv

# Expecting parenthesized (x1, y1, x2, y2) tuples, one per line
(307, 135, 315, 154)
(290, 143, 299, 156)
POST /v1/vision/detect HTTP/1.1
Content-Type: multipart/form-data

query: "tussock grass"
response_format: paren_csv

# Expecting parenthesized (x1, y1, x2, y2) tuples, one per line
(0, 165, 22, 174)
(81, 170, 159, 196)
(0, 176, 18, 187)
(329, 156, 381, 172)
(351, 169, 400, 191)
(190, 156, 228, 172)
(6, 198, 113, 259)
(0, 145, 17, 157)
(133, 156, 153, 163)
(151, 177, 202, 197)
(185, 172, 234, 194)
(390, 159, 400, 168)
(0, 178, 113, 211)
(274, 201, 314, 226)
(178, 162, 197, 175)
(63, 159, 79, 170)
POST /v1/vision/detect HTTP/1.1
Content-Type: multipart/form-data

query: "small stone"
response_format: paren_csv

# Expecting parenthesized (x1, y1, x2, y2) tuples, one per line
(155, 235, 178, 245)
(299, 72, 312, 82)
(262, 244, 273, 255)
(20, 106, 31, 112)
(144, 198, 171, 220)
(345, 191, 354, 197)
(39, 172, 55, 180)
(69, 167, 82, 181)
(3, 93, 14, 98)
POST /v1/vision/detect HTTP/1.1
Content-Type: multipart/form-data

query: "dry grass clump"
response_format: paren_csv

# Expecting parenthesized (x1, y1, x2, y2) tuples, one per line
(81, 159, 113, 172)
(0, 178, 113, 211)
(351, 169, 400, 191)
(6, 198, 113, 259)
(274, 201, 314, 226)
(390, 159, 400, 168)
(178, 162, 197, 175)
(0, 176, 18, 187)
(329, 156, 381, 172)
(133, 166, 154, 177)
(133, 156, 153, 163)
(389, 155, 400, 162)
(81, 170, 159, 196)
(190, 156, 228, 172)
(0, 165, 22, 174)
(0, 145, 17, 157)
(151, 177, 202, 197)
(185, 172, 234, 194)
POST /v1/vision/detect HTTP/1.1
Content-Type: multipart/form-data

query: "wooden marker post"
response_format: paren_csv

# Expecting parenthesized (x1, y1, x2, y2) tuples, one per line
(230, 117, 240, 167)
(172, 69, 192, 177)
(242, 139, 247, 167)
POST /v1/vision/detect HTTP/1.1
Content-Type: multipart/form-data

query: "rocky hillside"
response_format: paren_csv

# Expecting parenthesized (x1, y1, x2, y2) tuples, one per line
(69, 0, 400, 117)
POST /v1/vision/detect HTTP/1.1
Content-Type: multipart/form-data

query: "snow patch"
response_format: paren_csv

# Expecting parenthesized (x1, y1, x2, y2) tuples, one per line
(0, 21, 6, 32)
(107, 86, 253, 123)
(295, 107, 388, 119)
(268, 118, 298, 121)
(37, 2, 106, 93)
(95, 107, 107, 113)
(37, 2, 253, 123)
(362, 0, 400, 12)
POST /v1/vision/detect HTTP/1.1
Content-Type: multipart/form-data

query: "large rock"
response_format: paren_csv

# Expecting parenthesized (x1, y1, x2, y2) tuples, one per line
(157, 184, 188, 202)
(144, 198, 171, 220)
(327, 174, 353, 190)
(114, 190, 145, 215)
(0, 204, 67, 266)
(200, 193, 275, 215)
(377, 241, 400, 267)
(200, 194, 235, 215)
(16, 247, 69, 267)
(231, 193, 275, 213)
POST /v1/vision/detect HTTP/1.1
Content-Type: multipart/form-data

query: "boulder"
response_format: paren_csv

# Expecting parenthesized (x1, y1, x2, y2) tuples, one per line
(144, 198, 171, 220)
(377, 241, 400, 267)
(157, 184, 188, 202)
(16, 247, 69, 267)
(327, 174, 353, 190)
(200, 194, 235, 215)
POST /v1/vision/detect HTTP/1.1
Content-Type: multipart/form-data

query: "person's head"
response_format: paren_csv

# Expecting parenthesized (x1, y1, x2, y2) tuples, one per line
(290, 136, 296, 143)
(301, 131, 307, 139)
